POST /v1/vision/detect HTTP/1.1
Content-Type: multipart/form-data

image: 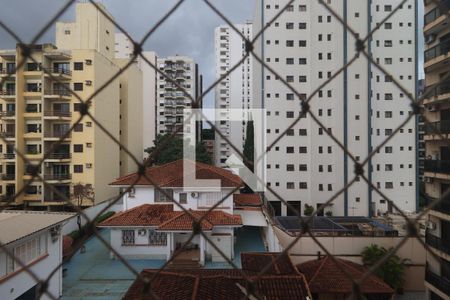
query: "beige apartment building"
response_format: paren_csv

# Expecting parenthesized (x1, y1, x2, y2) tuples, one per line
(0, 3, 142, 209)
(423, 0, 450, 299)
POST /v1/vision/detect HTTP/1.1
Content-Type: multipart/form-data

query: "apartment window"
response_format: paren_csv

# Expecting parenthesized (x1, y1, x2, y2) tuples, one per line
(74, 165, 83, 173)
(384, 23, 392, 29)
(328, 184, 333, 191)
(384, 5, 392, 11)
(299, 40, 306, 47)
(122, 230, 135, 245)
(318, 184, 323, 191)
(179, 193, 187, 204)
(385, 182, 393, 189)
(385, 111, 392, 118)
(385, 146, 393, 153)
(286, 23, 294, 29)
(64, 30, 71, 35)
(299, 182, 307, 189)
(286, 147, 294, 153)
(299, 164, 307, 171)
(286, 76, 294, 82)
(299, 5, 306, 11)
(286, 58, 294, 65)
(384, 40, 392, 47)
(385, 58, 392, 65)
(299, 76, 307, 82)
(286, 111, 294, 118)
(73, 144, 83, 153)
(385, 164, 393, 171)
(286, 129, 294, 136)
(299, 23, 307, 29)
(74, 82, 83, 91)
(287, 182, 295, 189)
(286, 4, 293, 11)
(74, 123, 83, 132)
(299, 147, 307, 153)
(74, 62, 83, 71)
(299, 129, 307, 136)
(286, 164, 295, 171)
(384, 93, 393, 100)
(299, 58, 307, 64)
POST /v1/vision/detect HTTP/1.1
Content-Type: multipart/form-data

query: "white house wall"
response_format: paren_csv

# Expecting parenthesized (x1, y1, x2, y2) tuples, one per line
(0, 230, 63, 300)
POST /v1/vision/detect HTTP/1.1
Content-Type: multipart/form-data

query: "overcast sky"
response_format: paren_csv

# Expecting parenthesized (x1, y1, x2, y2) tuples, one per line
(0, 0, 423, 106)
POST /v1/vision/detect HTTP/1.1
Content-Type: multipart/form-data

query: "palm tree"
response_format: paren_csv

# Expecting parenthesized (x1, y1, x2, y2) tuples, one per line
(361, 244, 410, 292)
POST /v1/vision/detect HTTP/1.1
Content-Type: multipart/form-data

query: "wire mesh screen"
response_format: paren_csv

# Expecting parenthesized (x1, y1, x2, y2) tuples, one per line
(0, 0, 447, 299)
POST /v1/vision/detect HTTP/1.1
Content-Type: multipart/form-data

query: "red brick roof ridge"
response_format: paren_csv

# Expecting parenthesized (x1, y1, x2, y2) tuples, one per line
(157, 209, 213, 231)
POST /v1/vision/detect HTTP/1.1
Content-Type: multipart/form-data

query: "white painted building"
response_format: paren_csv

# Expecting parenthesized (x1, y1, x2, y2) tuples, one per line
(253, 0, 418, 216)
(99, 160, 265, 265)
(214, 23, 254, 166)
(114, 33, 133, 59)
(0, 211, 73, 300)
(156, 56, 200, 137)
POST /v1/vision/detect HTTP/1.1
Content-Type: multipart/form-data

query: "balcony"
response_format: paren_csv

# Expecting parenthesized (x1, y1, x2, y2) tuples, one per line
(426, 231, 450, 255)
(44, 88, 71, 99)
(0, 69, 16, 77)
(425, 120, 450, 138)
(426, 197, 450, 215)
(2, 153, 15, 159)
(425, 39, 450, 71)
(424, 1, 450, 34)
(46, 153, 71, 160)
(43, 67, 72, 77)
(425, 268, 450, 296)
(0, 131, 15, 139)
(44, 131, 71, 139)
(0, 89, 16, 99)
(44, 110, 72, 118)
(43, 174, 72, 181)
(1, 174, 15, 181)
(425, 159, 450, 175)
(423, 79, 450, 105)
(0, 111, 15, 118)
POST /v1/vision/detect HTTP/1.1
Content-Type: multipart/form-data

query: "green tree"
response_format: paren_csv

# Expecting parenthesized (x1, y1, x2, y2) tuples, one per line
(145, 134, 212, 165)
(361, 244, 409, 292)
(304, 204, 314, 216)
(243, 120, 254, 172)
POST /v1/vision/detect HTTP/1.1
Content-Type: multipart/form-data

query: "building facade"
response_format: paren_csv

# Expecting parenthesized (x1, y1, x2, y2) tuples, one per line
(0, 3, 143, 208)
(423, 1, 450, 299)
(156, 56, 200, 138)
(253, 0, 418, 216)
(214, 23, 253, 167)
(0, 211, 73, 300)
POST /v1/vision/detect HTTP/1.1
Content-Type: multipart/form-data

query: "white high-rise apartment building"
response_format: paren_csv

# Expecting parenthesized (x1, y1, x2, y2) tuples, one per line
(214, 23, 253, 167)
(253, 0, 418, 217)
(156, 56, 199, 137)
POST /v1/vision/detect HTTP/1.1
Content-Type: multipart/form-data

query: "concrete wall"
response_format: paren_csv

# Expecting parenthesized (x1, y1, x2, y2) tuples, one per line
(0, 230, 63, 300)
(274, 226, 426, 292)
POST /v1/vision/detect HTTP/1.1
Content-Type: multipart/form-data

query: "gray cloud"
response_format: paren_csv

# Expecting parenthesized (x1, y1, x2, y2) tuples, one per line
(0, 0, 255, 106)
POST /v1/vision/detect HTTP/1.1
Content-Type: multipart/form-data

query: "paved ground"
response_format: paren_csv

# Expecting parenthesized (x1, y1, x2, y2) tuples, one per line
(62, 226, 266, 299)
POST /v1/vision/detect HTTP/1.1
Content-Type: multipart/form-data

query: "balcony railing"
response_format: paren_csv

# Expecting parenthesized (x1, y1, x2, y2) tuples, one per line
(0, 90, 15, 96)
(0, 132, 15, 138)
(425, 196, 450, 214)
(426, 231, 450, 255)
(3, 153, 15, 159)
(47, 153, 71, 159)
(424, 0, 450, 26)
(44, 111, 72, 118)
(425, 39, 450, 62)
(426, 268, 450, 296)
(425, 120, 450, 134)
(44, 131, 71, 138)
(0, 111, 15, 117)
(45, 88, 71, 97)
(1, 174, 15, 180)
(424, 159, 450, 174)
(43, 174, 72, 181)
(424, 79, 450, 99)
(43, 68, 72, 76)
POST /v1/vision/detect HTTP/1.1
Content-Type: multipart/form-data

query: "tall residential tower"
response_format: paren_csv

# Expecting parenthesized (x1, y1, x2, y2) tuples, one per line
(253, 0, 418, 217)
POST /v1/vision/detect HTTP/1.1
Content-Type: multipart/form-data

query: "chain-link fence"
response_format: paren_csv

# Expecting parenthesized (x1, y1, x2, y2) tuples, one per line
(0, 0, 448, 299)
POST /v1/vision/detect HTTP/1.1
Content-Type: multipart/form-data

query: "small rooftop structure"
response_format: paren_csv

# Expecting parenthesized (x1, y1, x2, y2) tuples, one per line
(297, 256, 394, 297)
(123, 252, 312, 300)
(275, 216, 398, 237)
(0, 210, 74, 245)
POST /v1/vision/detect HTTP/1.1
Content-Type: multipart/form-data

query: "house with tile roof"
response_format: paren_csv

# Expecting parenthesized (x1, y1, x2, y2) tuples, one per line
(123, 252, 313, 300)
(100, 160, 269, 265)
(297, 256, 394, 300)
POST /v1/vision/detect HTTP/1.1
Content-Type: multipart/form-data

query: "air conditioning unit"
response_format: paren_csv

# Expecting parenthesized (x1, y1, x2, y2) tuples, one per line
(85, 59, 92, 65)
(85, 80, 92, 86)
(426, 34, 436, 44)
(85, 163, 92, 168)
(191, 192, 199, 198)
(427, 221, 436, 230)
(427, 105, 437, 112)
(138, 229, 146, 236)
(425, 177, 433, 183)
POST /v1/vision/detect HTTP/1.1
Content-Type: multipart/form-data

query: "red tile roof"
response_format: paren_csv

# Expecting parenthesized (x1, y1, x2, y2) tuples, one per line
(241, 252, 297, 275)
(233, 194, 262, 207)
(98, 204, 242, 231)
(297, 256, 394, 295)
(110, 159, 242, 188)
(123, 269, 312, 300)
